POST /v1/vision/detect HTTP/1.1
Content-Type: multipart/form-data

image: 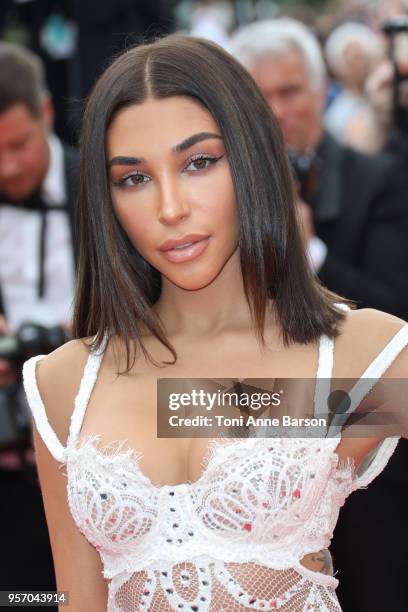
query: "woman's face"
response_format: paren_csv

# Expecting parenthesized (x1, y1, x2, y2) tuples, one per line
(107, 96, 238, 291)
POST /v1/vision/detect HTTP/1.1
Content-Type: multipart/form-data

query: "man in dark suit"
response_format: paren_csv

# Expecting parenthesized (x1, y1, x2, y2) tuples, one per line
(231, 18, 408, 612)
(307, 130, 408, 318)
(0, 42, 79, 595)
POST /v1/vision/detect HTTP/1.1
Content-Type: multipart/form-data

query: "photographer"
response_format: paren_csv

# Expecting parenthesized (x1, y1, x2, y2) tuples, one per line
(339, 16, 408, 156)
(379, 16, 408, 158)
(0, 43, 78, 592)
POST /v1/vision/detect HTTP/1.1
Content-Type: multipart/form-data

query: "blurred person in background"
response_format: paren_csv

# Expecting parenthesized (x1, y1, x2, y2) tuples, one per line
(71, 0, 175, 99)
(0, 1, 176, 143)
(0, 42, 78, 593)
(189, 0, 234, 50)
(324, 22, 385, 153)
(230, 18, 408, 319)
(320, 5, 408, 157)
(360, 18, 408, 158)
(231, 18, 408, 612)
(364, 59, 398, 152)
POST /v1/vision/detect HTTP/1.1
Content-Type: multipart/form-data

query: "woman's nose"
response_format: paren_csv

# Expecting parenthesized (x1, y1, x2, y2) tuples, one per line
(158, 178, 191, 226)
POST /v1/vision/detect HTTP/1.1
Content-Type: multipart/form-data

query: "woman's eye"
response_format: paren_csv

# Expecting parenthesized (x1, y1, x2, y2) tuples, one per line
(185, 155, 221, 172)
(116, 173, 150, 188)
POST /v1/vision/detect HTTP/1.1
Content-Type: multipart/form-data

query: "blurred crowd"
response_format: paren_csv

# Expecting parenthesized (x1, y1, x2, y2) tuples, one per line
(0, 1, 408, 611)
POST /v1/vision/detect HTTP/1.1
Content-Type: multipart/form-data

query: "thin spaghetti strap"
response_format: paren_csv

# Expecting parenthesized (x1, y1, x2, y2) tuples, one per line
(22, 355, 66, 462)
(316, 334, 334, 378)
(313, 334, 334, 418)
(313, 303, 350, 420)
(316, 303, 351, 381)
(22, 335, 108, 462)
(66, 336, 108, 448)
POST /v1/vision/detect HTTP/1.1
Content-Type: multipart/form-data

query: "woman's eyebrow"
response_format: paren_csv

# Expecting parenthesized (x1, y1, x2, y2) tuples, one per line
(108, 132, 223, 168)
(108, 155, 144, 168)
(172, 131, 222, 153)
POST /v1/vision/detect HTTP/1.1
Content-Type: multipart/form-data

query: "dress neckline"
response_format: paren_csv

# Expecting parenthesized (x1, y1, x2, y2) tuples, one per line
(66, 331, 334, 490)
(71, 431, 348, 493)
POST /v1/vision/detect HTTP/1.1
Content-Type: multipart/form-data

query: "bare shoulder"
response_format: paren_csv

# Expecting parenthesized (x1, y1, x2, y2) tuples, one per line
(333, 308, 408, 377)
(339, 307, 407, 340)
(35, 338, 93, 444)
(36, 337, 91, 381)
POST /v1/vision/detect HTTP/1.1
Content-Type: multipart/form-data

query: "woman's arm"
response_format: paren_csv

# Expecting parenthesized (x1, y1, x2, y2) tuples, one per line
(31, 341, 108, 611)
(34, 427, 108, 611)
(333, 308, 408, 481)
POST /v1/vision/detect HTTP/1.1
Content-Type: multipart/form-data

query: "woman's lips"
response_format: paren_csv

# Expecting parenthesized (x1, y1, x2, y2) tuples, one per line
(160, 237, 210, 263)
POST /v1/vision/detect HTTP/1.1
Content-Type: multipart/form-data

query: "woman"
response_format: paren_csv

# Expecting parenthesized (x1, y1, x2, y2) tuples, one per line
(23, 36, 408, 611)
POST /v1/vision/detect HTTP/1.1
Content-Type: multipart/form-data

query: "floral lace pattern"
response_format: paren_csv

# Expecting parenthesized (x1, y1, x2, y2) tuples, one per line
(66, 435, 350, 611)
(66, 436, 353, 576)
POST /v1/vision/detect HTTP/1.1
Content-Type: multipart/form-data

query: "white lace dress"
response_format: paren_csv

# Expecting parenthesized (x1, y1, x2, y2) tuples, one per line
(22, 314, 408, 611)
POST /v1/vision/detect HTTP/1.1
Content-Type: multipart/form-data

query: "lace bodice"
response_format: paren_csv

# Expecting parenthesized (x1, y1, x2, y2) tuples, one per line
(22, 308, 408, 611)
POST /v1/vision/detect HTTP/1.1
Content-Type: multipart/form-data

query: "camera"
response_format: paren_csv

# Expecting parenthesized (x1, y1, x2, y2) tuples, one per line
(0, 322, 71, 449)
(0, 321, 71, 365)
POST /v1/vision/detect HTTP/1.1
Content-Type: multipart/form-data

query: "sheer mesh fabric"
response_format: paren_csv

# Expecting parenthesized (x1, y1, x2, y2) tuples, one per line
(65, 436, 349, 611)
(110, 561, 341, 611)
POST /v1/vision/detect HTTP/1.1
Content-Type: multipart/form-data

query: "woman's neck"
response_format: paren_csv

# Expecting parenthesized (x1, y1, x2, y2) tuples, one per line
(154, 250, 275, 339)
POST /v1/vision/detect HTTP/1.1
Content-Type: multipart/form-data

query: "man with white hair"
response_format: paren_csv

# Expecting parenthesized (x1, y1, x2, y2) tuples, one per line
(324, 22, 385, 148)
(230, 19, 326, 153)
(231, 18, 408, 612)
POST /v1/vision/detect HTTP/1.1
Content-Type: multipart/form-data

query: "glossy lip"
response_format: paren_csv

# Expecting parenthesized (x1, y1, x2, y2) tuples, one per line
(159, 233, 210, 252)
(159, 235, 210, 264)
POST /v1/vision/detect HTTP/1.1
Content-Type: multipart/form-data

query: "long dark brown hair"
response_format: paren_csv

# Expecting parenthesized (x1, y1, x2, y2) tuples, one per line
(74, 34, 349, 369)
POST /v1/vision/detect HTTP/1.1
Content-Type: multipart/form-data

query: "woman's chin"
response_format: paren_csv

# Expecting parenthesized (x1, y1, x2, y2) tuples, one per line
(162, 270, 222, 292)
